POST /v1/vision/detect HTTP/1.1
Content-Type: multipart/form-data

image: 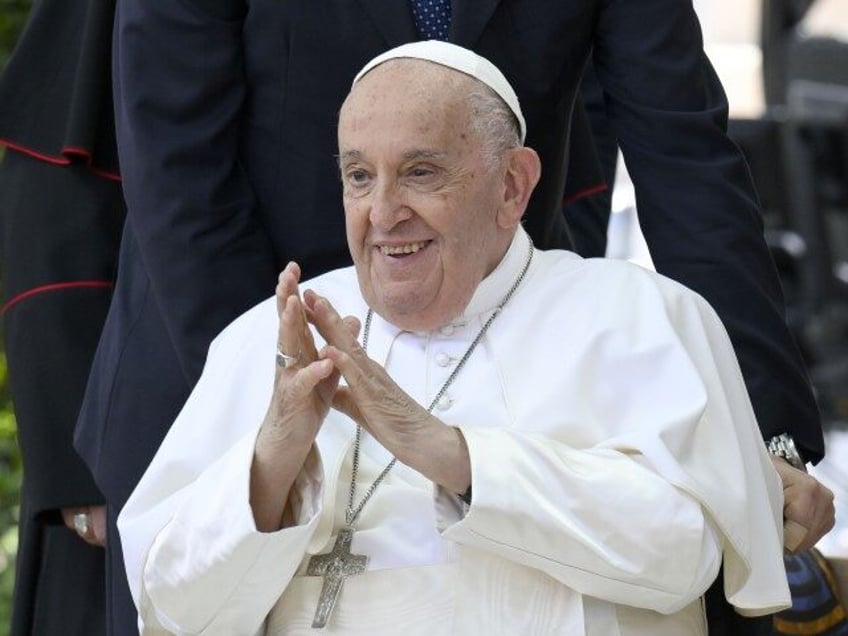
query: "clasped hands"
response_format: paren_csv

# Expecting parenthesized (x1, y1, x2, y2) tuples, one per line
(771, 456, 835, 554)
(251, 263, 470, 531)
(267, 261, 443, 463)
(254, 264, 838, 553)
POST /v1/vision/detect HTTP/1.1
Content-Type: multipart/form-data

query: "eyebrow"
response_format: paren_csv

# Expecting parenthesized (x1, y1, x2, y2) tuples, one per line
(401, 150, 448, 162)
(337, 150, 360, 165)
(337, 149, 448, 165)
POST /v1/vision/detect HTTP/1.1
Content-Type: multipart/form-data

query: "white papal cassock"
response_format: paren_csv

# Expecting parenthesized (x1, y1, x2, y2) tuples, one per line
(119, 226, 790, 636)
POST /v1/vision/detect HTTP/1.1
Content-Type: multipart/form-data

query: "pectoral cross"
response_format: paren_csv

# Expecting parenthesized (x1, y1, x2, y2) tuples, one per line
(306, 527, 369, 628)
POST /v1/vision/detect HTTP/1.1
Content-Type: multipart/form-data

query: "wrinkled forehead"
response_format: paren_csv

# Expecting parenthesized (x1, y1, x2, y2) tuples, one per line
(338, 65, 479, 169)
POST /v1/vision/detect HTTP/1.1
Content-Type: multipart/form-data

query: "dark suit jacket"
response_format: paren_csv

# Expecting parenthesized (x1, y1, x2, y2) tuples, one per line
(79, 0, 822, 567)
(0, 1, 123, 632)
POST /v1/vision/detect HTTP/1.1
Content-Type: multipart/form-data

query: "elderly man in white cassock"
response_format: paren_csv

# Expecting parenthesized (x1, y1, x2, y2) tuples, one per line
(118, 41, 791, 635)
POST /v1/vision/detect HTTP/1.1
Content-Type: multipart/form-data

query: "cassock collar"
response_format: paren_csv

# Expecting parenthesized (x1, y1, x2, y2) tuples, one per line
(459, 225, 531, 320)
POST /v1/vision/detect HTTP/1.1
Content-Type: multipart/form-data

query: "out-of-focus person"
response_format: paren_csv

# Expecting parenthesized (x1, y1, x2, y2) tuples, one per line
(0, 0, 123, 633)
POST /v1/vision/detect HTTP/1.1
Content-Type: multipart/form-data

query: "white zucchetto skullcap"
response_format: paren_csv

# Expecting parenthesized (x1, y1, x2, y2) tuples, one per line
(352, 41, 527, 143)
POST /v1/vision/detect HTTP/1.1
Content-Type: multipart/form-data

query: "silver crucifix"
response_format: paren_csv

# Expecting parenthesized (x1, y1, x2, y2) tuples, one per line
(306, 526, 368, 628)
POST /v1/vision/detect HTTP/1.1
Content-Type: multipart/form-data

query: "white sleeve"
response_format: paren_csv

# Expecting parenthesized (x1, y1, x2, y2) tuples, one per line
(442, 427, 721, 614)
(439, 281, 786, 616)
(137, 431, 324, 635)
(118, 300, 324, 634)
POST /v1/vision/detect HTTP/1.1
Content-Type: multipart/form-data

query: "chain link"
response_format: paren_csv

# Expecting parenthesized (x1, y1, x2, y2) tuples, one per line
(345, 234, 534, 527)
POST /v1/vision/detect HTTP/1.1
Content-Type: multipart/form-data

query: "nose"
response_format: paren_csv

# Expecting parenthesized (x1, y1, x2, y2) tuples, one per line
(369, 179, 412, 231)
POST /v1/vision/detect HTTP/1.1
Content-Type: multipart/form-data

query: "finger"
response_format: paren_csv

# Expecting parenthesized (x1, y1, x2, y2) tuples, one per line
(807, 490, 835, 546)
(91, 506, 108, 547)
(80, 531, 102, 548)
(343, 315, 362, 339)
(276, 264, 306, 368)
(304, 292, 373, 392)
(60, 507, 79, 530)
(284, 359, 337, 403)
(820, 501, 836, 536)
(264, 358, 337, 434)
(784, 474, 835, 534)
(277, 295, 305, 370)
(275, 262, 301, 318)
(305, 292, 367, 362)
(260, 359, 338, 453)
(332, 386, 363, 424)
(784, 519, 809, 553)
(317, 316, 362, 369)
(298, 300, 321, 362)
(69, 511, 99, 546)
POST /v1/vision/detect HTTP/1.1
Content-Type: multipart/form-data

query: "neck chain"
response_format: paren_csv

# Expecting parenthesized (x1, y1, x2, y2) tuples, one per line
(305, 234, 534, 629)
(345, 233, 534, 527)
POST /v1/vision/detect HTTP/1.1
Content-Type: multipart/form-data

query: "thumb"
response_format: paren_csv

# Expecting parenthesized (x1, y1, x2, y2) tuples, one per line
(333, 387, 362, 424)
(784, 519, 808, 553)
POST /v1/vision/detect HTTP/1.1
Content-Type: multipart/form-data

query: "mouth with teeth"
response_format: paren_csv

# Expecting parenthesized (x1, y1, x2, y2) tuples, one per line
(378, 240, 431, 257)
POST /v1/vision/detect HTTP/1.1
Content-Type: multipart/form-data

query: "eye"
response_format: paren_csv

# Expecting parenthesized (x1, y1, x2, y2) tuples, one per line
(409, 166, 434, 178)
(344, 168, 372, 188)
(405, 163, 444, 185)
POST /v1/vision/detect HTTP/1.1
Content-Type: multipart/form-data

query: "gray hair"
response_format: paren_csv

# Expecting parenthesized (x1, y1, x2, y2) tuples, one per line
(465, 83, 522, 170)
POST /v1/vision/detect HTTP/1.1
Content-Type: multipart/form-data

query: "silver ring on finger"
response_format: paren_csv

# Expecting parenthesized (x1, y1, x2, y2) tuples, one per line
(276, 349, 301, 369)
(73, 512, 91, 536)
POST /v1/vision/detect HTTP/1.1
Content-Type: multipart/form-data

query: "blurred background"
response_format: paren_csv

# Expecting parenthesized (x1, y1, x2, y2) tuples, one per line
(0, 0, 846, 631)
(0, 3, 32, 633)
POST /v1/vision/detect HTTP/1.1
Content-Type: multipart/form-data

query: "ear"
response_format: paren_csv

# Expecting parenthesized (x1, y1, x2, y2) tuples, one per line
(496, 147, 542, 230)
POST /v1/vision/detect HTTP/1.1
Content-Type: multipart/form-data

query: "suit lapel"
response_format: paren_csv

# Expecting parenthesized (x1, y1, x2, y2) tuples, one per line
(449, 0, 502, 47)
(356, 0, 418, 47)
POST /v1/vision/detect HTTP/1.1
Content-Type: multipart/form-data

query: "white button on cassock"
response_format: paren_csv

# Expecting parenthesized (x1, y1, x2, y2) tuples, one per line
(435, 352, 452, 367)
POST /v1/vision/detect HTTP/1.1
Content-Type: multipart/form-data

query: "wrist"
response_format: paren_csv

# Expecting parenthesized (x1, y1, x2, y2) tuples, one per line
(396, 420, 471, 494)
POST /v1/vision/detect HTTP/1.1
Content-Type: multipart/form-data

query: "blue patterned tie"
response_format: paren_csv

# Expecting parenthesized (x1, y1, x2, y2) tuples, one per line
(410, 0, 452, 41)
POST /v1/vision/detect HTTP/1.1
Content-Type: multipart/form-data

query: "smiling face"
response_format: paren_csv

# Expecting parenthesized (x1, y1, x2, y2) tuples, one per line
(338, 60, 520, 331)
